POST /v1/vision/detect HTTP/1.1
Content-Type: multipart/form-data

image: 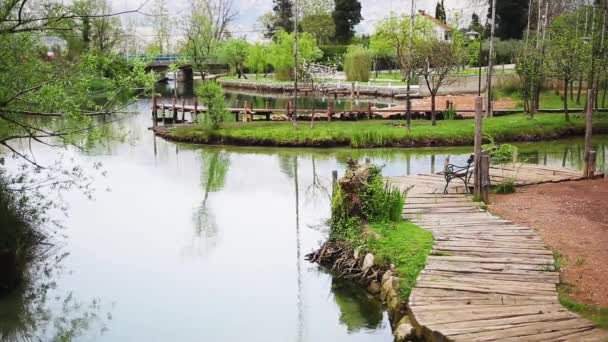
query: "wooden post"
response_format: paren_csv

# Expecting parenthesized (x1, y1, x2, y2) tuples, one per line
(480, 153, 491, 203)
(172, 97, 177, 122)
(152, 95, 158, 127)
(286, 101, 292, 119)
(193, 98, 198, 123)
(474, 97, 483, 197)
(243, 101, 249, 123)
(181, 98, 186, 122)
(357, 85, 360, 98)
(367, 102, 372, 120)
(248, 101, 254, 122)
(584, 90, 594, 178)
(265, 100, 269, 109)
(351, 82, 355, 98)
(161, 103, 166, 125)
(328, 101, 334, 121)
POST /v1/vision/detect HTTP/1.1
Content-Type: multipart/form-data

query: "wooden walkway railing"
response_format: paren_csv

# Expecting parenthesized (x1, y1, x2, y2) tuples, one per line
(389, 164, 608, 341)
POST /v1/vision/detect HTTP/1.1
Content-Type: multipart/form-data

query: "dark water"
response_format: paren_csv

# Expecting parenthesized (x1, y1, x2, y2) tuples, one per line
(1, 96, 607, 341)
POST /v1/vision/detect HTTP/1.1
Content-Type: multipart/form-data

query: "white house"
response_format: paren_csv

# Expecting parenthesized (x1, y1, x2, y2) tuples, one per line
(418, 10, 452, 42)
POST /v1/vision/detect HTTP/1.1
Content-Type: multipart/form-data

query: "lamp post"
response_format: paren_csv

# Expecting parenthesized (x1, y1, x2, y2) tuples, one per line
(466, 30, 482, 96)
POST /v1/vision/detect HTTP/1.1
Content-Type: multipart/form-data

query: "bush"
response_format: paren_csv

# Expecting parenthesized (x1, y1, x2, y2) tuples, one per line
(196, 81, 229, 129)
(343, 46, 372, 82)
(330, 163, 406, 240)
(444, 107, 457, 120)
(0, 172, 47, 295)
(495, 179, 516, 194)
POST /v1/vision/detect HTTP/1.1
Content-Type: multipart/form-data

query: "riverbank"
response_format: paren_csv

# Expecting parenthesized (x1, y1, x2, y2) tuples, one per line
(489, 179, 608, 329)
(158, 113, 608, 148)
(306, 162, 434, 341)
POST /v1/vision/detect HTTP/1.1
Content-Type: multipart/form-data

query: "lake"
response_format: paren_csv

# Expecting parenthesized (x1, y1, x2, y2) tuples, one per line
(0, 96, 606, 341)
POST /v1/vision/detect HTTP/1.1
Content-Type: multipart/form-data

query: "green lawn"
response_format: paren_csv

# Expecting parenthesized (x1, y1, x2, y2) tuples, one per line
(494, 89, 594, 111)
(366, 221, 434, 299)
(168, 112, 608, 148)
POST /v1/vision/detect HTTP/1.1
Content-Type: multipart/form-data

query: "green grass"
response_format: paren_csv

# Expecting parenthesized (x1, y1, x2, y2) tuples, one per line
(169, 113, 608, 148)
(494, 89, 591, 110)
(559, 289, 608, 330)
(366, 221, 434, 300)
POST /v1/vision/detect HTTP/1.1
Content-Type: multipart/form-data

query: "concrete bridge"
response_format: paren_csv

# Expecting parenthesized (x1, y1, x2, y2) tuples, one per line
(122, 55, 229, 82)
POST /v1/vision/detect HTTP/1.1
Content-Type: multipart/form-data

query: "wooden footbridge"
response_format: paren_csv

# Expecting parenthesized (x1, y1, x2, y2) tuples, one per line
(388, 164, 608, 341)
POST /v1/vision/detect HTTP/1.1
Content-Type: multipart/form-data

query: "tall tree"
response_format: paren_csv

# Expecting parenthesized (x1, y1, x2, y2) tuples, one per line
(546, 11, 588, 121)
(151, 0, 172, 54)
(272, 0, 294, 35)
(217, 38, 249, 78)
(89, 0, 123, 53)
(488, 0, 530, 39)
(333, 0, 362, 43)
(182, 0, 236, 78)
(435, 0, 446, 23)
(300, 13, 335, 45)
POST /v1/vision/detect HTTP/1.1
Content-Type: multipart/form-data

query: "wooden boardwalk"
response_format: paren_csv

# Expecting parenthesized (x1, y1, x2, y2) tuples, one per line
(389, 164, 608, 341)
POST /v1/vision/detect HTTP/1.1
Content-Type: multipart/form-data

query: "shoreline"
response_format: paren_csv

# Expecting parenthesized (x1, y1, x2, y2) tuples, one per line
(153, 124, 608, 149)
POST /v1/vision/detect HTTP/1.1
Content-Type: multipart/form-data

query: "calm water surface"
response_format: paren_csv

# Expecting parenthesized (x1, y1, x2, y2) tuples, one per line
(1, 98, 607, 341)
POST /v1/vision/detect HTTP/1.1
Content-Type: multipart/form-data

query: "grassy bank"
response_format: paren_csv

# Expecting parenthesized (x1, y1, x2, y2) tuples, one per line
(165, 113, 608, 148)
(366, 221, 434, 299)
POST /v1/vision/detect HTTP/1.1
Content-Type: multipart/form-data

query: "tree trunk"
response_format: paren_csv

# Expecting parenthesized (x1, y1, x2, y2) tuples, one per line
(431, 94, 437, 126)
(570, 79, 574, 101)
(576, 77, 583, 105)
(564, 78, 569, 121)
(602, 77, 607, 108)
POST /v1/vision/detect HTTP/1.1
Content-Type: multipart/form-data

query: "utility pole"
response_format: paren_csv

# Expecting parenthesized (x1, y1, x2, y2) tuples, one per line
(293, 0, 299, 125)
(406, 0, 415, 131)
(486, 0, 497, 117)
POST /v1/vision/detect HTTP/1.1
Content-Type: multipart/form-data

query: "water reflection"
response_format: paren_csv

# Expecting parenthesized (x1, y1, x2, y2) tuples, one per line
(186, 150, 230, 257)
(0, 255, 111, 342)
(331, 279, 385, 332)
(3, 104, 608, 341)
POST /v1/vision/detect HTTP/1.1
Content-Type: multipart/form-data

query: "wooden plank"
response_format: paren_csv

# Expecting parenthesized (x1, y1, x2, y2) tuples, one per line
(386, 165, 606, 341)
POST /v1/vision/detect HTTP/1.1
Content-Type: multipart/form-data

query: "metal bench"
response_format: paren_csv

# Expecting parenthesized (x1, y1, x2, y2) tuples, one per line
(443, 154, 475, 194)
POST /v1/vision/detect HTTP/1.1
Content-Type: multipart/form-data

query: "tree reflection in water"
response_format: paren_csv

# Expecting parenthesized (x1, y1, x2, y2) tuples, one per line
(0, 253, 112, 342)
(186, 150, 230, 257)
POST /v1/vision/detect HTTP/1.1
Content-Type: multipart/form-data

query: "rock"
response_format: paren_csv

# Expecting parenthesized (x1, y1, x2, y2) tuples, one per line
(380, 276, 393, 301)
(387, 290, 400, 314)
(367, 280, 381, 295)
(362, 253, 374, 271)
(394, 322, 414, 342)
(381, 270, 393, 286)
(392, 276, 400, 292)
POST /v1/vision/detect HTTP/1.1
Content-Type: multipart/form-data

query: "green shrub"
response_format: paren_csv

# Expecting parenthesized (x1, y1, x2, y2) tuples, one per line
(343, 46, 372, 82)
(444, 107, 457, 120)
(494, 179, 516, 194)
(330, 164, 407, 240)
(196, 81, 229, 129)
(483, 135, 518, 163)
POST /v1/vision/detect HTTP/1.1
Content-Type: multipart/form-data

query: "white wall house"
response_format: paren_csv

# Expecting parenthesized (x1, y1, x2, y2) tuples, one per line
(418, 10, 452, 42)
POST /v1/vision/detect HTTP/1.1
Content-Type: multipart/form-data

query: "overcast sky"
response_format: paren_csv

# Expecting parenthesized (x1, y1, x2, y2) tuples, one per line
(111, 0, 486, 43)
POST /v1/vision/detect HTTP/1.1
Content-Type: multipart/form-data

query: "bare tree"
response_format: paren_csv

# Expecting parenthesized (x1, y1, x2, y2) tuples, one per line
(416, 39, 465, 126)
(151, 0, 172, 54)
(182, 0, 237, 79)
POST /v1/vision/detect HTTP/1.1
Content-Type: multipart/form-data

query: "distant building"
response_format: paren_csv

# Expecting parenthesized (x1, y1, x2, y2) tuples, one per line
(418, 10, 452, 42)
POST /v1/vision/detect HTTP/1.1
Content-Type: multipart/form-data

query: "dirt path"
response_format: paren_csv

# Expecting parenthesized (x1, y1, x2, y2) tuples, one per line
(489, 179, 608, 307)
